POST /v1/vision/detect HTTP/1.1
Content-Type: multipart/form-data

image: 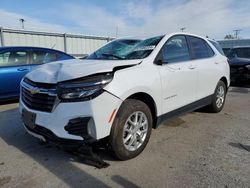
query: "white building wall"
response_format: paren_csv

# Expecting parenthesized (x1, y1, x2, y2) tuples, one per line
(0, 28, 113, 57)
(66, 36, 107, 55)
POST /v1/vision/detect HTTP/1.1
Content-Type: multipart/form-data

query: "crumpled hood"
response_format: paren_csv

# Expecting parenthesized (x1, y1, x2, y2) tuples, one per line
(26, 59, 141, 83)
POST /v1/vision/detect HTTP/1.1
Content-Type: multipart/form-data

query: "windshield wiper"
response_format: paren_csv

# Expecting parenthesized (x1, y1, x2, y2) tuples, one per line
(101, 53, 123, 60)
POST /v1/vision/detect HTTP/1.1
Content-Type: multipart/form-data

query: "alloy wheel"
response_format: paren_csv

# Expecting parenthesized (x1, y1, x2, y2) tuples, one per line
(216, 85, 225, 108)
(122, 111, 148, 151)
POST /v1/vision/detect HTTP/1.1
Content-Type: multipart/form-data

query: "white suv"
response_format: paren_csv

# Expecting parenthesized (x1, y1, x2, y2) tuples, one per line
(19, 33, 230, 160)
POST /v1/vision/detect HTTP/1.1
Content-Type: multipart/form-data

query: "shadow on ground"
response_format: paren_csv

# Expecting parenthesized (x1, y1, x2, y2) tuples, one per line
(0, 107, 115, 187)
(229, 87, 250, 94)
(229, 142, 250, 152)
(230, 83, 250, 89)
(0, 99, 19, 106)
(111, 175, 140, 188)
(161, 118, 186, 128)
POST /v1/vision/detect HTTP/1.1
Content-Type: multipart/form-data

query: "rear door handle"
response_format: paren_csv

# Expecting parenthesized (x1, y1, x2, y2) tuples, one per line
(215, 62, 219, 64)
(17, 68, 28, 71)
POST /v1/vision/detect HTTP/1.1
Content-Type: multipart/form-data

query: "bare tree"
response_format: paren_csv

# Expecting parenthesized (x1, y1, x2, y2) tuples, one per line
(224, 34, 235, 39)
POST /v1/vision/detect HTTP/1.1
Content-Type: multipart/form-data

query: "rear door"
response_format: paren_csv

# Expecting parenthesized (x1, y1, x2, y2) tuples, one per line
(30, 49, 59, 71)
(158, 35, 198, 113)
(186, 36, 219, 99)
(0, 49, 30, 99)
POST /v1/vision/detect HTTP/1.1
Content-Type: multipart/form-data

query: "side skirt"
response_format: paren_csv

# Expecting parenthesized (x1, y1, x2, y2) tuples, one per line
(156, 95, 213, 127)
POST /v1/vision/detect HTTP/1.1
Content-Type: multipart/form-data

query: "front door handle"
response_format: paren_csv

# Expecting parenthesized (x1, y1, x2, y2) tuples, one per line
(166, 65, 181, 71)
(214, 62, 219, 64)
(17, 68, 28, 71)
(188, 66, 196, 70)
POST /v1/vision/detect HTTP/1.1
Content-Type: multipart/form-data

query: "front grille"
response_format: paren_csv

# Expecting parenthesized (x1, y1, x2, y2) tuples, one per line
(21, 78, 57, 112)
(23, 78, 56, 89)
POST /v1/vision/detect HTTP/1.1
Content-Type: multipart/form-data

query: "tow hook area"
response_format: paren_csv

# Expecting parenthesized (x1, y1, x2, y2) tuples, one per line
(73, 144, 110, 169)
(63, 117, 110, 168)
(40, 140, 110, 168)
(28, 120, 110, 168)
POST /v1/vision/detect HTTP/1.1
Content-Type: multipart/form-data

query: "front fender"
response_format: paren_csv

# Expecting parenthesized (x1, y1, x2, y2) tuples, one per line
(104, 64, 162, 116)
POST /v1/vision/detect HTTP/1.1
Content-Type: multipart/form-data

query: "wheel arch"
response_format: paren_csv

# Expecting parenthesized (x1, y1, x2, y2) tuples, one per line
(220, 76, 229, 91)
(126, 92, 158, 129)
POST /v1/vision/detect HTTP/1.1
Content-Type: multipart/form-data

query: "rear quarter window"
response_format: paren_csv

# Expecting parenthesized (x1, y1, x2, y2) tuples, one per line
(209, 40, 225, 56)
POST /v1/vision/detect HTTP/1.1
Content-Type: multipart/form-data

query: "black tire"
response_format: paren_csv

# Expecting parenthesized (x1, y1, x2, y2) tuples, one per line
(207, 80, 227, 113)
(109, 99, 152, 160)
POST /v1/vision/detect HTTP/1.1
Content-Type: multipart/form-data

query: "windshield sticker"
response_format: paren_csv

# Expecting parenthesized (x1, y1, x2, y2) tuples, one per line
(133, 45, 156, 51)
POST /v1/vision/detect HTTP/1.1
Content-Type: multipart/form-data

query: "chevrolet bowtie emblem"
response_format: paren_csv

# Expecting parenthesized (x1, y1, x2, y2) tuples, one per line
(29, 87, 40, 95)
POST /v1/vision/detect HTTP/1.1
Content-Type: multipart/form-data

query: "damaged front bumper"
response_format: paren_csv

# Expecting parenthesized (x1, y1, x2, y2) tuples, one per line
(23, 123, 110, 168)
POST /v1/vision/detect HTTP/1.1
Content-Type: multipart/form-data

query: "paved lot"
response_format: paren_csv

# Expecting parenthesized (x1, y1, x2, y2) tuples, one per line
(0, 87, 250, 188)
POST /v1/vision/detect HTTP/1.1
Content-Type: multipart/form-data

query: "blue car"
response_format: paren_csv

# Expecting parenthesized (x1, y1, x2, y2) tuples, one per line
(0, 46, 74, 101)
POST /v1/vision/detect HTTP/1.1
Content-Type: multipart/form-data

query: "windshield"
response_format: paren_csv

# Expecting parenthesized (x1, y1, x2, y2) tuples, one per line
(236, 48, 250, 58)
(228, 48, 250, 59)
(87, 35, 164, 60)
(124, 35, 164, 60)
(87, 39, 141, 60)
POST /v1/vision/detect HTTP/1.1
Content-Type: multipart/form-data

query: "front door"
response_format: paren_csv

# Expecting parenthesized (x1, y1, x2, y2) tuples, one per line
(158, 35, 197, 113)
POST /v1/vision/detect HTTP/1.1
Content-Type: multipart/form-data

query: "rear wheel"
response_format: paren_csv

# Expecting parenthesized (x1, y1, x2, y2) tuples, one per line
(109, 99, 152, 160)
(207, 80, 226, 113)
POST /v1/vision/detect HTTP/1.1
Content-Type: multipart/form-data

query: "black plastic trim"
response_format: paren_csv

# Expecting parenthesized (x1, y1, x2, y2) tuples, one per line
(156, 95, 213, 127)
(64, 117, 92, 140)
(24, 124, 86, 148)
(113, 62, 141, 72)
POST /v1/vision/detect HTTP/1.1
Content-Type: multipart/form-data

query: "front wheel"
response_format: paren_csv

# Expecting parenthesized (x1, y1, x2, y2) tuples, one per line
(207, 80, 227, 113)
(109, 99, 152, 160)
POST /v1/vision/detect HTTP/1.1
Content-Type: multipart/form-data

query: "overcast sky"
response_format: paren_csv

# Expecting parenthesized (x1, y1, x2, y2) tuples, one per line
(0, 0, 250, 40)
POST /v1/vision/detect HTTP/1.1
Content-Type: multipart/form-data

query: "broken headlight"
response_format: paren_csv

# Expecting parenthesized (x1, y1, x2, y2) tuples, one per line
(57, 73, 113, 102)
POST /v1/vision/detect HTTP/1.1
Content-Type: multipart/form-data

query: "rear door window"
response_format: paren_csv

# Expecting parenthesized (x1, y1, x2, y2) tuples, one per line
(32, 50, 58, 64)
(187, 36, 214, 59)
(0, 51, 28, 67)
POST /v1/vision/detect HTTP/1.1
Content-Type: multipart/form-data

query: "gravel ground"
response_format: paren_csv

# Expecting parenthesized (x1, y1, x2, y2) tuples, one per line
(0, 87, 249, 188)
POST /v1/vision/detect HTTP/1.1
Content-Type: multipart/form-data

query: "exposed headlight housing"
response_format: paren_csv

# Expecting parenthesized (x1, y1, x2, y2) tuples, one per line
(57, 73, 113, 102)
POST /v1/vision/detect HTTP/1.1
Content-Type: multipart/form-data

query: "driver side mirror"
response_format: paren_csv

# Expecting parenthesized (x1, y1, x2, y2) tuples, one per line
(155, 59, 163, 65)
(154, 55, 169, 65)
(154, 51, 165, 65)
